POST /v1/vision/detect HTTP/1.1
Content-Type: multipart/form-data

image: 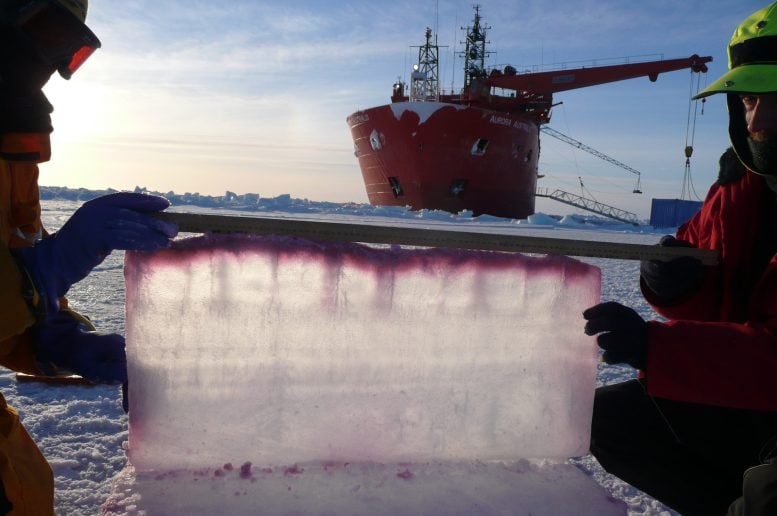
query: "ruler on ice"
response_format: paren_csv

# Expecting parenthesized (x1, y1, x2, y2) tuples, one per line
(155, 212, 719, 265)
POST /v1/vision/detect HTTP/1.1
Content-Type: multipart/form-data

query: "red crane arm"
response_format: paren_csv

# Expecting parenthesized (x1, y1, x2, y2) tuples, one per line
(487, 55, 712, 94)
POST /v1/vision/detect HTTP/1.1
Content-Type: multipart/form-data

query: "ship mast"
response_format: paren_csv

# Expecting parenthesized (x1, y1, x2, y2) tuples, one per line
(409, 28, 440, 102)
(459, 5, 492, 88)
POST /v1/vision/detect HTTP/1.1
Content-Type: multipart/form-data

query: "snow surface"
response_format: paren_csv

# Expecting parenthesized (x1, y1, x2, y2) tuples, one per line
(6, 196, 679, 515)
(388, 101, 467, 125)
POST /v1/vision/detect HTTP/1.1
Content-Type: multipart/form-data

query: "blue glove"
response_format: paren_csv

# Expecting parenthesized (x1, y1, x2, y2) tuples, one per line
(640, 235, 704, 301)
(34, 310, 127, 385)
(15, 192, 177, 314)
(583, 302, 648, 370)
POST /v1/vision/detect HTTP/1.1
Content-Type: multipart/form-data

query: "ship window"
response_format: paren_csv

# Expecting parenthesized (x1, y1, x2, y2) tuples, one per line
(471, 139, 489, 156)
(524, 149, 533, 163)
(450, 180, 467, 197)
(388, 177, 404, 197)
(370, 129, 383, 151)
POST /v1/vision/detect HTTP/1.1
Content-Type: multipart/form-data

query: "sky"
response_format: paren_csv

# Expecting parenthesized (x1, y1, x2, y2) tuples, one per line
(40, 0, 767, 219)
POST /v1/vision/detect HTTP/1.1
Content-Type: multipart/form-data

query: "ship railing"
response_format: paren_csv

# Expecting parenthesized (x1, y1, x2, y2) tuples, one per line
(502, 53, 665, 75)
(406, 90, 464, 103)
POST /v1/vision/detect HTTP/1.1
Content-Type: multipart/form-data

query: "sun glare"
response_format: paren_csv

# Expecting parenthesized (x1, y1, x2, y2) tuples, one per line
(44, 77, 108, 143)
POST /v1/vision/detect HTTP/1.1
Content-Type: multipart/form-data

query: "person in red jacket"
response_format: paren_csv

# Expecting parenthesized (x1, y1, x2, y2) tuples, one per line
(583, 3, 777, 515)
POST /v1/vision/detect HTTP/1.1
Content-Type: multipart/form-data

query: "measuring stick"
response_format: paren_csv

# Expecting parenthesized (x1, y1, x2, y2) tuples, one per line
(155, 212, 719, 265)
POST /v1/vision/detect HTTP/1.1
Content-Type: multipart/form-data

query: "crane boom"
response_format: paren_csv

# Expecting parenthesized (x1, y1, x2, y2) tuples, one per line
(487, 55, 711, 94)
(541, 126, 642, 189)
(540, 126, 643, 193)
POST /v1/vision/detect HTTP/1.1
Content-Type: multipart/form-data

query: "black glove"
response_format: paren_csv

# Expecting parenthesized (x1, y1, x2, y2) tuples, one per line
(583, 302, 648, 370)
(640, 235, 704, 301)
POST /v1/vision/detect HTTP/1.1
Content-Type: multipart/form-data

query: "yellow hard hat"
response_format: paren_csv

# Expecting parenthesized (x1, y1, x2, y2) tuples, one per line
(695, 2, 777, 99)
(693, 3, 777, 176)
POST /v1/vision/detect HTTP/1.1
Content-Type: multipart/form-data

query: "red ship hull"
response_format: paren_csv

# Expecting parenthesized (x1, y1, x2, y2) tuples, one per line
(347, 102, 539, 219)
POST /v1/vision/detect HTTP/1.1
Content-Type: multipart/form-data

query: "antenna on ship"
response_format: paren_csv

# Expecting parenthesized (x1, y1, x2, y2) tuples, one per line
(435, 0, 439, 40)
(410, 28, 443, 101)
(458, 4, 493, 88)
(450, 10, 458, 93)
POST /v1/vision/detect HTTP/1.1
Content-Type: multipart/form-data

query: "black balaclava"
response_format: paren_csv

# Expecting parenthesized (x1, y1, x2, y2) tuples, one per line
(0, 2, 55, 133)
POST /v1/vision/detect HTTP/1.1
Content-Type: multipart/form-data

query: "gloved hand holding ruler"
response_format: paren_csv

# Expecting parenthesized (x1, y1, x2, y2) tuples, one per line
(155, 212, 719, 265)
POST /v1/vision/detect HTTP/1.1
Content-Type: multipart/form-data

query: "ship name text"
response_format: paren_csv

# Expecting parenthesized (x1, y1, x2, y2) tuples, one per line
(489, 115, 532, 132)
(349, 113, 370, 125)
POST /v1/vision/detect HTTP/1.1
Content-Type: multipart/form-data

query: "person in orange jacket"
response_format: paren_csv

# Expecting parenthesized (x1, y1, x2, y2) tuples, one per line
(583, 3, 777, 515)
(0, 0, 177, 513)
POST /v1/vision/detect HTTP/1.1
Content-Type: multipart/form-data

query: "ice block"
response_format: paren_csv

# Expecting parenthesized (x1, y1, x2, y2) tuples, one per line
(124, 234, 601, 471)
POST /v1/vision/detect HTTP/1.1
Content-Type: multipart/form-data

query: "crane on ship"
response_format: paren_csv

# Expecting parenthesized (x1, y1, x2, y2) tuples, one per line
(539, 126, 643, 194)
(476, 54, 711, 124)
(535, 127, 645, 225)
(451, 23, 711, 221)
(485, 54, 710, 224)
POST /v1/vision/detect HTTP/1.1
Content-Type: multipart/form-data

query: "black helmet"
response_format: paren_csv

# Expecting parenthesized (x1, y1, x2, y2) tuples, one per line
(1, 0, 99, 80)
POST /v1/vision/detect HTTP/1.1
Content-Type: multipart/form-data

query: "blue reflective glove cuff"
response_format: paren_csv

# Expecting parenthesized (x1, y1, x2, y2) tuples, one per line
(14, 241, 63, 316)
(10, 250, 47, 319)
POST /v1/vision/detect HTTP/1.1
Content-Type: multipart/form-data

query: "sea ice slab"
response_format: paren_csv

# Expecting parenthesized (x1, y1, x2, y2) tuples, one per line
(102, 459, 626, 515)
(123, 234, 601, 470)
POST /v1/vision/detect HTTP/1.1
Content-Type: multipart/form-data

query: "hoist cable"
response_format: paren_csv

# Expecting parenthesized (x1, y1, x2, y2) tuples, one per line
(682, 70, 705, 201)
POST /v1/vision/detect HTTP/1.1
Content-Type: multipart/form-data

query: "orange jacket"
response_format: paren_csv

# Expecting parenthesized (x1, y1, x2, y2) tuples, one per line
(0, 132, 55, 514)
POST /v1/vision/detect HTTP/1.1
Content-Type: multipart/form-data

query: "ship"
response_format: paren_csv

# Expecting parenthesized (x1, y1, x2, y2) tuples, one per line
(346, 6, 711, 219)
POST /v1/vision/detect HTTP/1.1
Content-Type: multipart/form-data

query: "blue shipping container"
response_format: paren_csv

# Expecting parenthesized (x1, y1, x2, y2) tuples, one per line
(649, 199, 703, 229)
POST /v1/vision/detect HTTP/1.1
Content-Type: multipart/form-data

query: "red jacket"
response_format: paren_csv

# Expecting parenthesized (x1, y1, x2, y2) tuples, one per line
(643, 167, 777, 412)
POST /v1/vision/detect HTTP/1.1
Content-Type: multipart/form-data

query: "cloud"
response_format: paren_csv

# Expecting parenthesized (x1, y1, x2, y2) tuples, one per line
(47, 0, 744, 208)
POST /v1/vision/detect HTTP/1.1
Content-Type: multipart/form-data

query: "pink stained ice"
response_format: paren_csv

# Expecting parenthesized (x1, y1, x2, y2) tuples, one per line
(124, 234, 601, 471)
